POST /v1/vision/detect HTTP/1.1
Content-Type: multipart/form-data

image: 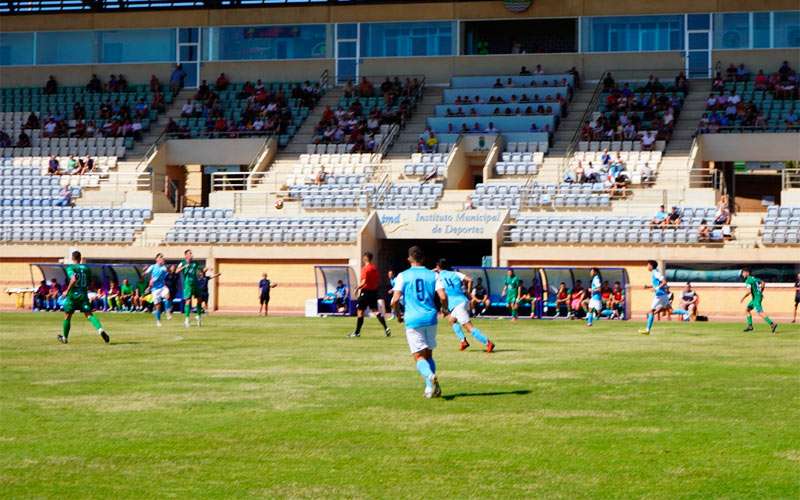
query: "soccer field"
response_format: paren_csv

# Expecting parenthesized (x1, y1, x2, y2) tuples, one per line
(1, 312, 798, 498)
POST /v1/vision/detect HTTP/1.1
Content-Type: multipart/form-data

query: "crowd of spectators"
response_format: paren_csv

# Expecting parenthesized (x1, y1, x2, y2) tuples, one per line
(167, 77, 321, 138)
(312, 77, 420, 152)
(553, 280, 626, 320)
(449, 92, 568, 116)
(45, 154, 96, 176)
(581, 72, 685, 146)
(697, 61, 799, 133)
(564, 148, 650, 191)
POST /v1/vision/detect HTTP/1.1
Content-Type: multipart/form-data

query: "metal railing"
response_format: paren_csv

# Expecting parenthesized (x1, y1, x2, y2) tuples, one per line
(319, 69, 331, 91)
(559, 71, 608, 183)
(500, 222, 738, 246)
(695, 126, 800, 135)
(782, 167, 800, 189)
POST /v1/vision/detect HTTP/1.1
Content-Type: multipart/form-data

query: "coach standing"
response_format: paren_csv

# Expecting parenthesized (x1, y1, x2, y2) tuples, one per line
(348, 252, 391, 338)
(258, 273, 277, 316)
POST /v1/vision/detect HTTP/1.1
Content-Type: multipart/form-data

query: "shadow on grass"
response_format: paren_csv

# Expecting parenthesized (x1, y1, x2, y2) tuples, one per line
(442, 389, 531, 401)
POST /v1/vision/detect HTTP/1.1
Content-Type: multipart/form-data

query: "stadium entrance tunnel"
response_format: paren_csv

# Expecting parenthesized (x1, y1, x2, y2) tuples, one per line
(378, 239, 492, 276)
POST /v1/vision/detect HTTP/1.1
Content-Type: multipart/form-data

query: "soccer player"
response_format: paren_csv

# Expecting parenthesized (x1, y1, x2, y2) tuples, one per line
(435, 259, 495, 353)
(501, 269, 521, 321)
(586, 268, 603, 327)
(258, 273, 277, 316)
(348, 252, 390, 338)
(57, 251, 110, 344)
(639, 260, 669, 335)
(391, 246, 447, 399)
(740, 268, 778, 333)
(144, 253, 170, 327)
(176, 249, 206, 328)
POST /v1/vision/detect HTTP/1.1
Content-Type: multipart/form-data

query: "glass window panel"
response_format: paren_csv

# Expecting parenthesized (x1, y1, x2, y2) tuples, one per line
(338, 40, 356, 58)
(207, 25, 327, 61)
(753, 12, 771, 48)
(98, 29, 175, 63)
(713, 13, 750, 49)
(689, 32, 709, 50)
(36, 31, 95, 65)
(580, 15, 684, 52)
(337, 58, 357, 84)
(360, 21, 454, 57)
(687, 14, 710, 31)
(179, 28, 198, 44)
(180, 45, 197, 62)
(0, 32, 34, 66)
(774, 11, 800, 48)
(688, 51, 709, 78)
(337, 24, 357, 40)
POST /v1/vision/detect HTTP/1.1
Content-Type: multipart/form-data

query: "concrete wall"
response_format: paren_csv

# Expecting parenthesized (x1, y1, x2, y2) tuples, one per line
(165, 138, 267, 166)
(713, 49, 800, 74)
(698, 133, 800, 163)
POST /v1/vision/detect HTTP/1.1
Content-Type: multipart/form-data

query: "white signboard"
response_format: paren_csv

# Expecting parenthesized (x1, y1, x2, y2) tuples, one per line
(377, 210, 506, 240)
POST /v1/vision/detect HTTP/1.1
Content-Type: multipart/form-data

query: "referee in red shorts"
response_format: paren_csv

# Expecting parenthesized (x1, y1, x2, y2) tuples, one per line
(348, 252, 391, 338)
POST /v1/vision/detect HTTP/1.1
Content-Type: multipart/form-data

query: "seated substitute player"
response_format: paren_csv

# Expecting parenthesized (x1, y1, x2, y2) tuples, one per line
(740, 268, 778, 333)
(501, 269, 521, 321)
(639, 260, 669, 335)
(676, 282, 699, 321)
(57, 251, 110, 344)
(391, 246, 447, 399)
(176, 249, 207, 328)
(144, 253, 171, 327)
(586, 268, 603, 327)
(435, 259, 495, 353)
(469, 277, 491, 316)
(609, 281, 625, 319)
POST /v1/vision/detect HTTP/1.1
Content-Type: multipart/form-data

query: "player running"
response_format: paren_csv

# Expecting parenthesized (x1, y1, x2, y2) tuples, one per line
(586, 268, 603, 327)
(501, 269, 521, 321)
(176, 249, 207, 328)
(639, 260, 669, 335)
(144, 253, 171, 327)
(435, 259, 495, 353)
(57, 251, 110, 344)
(391, 246, 447, 399)
(740, 268, 778, 333)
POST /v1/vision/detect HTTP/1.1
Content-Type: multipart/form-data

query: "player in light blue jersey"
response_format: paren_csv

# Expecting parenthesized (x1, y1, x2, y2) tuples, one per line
(435, 259, 495, 353)
(144, 253, 171, 327)
(586, 268, 603, 327)
(639, 260, 669, 335)
(391, 246, 448, 399)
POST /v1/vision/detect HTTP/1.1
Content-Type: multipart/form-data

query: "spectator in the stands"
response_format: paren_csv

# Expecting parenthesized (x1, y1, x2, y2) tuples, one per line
(735, 64, 749, 81)
(215, 72, 230, 91)
(117, 74, 128, 91)
(44, 75, 57, 95)
(602, 72, 615, 91)
(641, 130, 657, 150)
(519, 66, 531, 76)
(314, 166, 327, 186)
(16, 130, 31, 148)
(86, 74, 102, 93)
(493, 78, 504, 88)
(713, 201, 730, 228)
(0, 131, 11, 148)
(134, 99, 149, 119)
(712, 72, 725, 92)
(23, 112, 39, 129)
(674, 71, 689, 93)
(151, 90, 166, 113)
(650, 204, 668, 228)
(534, 64, 544, 75)
(170, 64, 187, 95)
(55, 186, 72, 207)
(107, 74, 120, 92)
(698, 219, 711, 241)
(150, 74, 161, 92)
(666, 206, 682, 227)
(181, 100, 194, 118)
(195, 80, 210, 101)
(47, 155, 60, 175)
(725, 63, 738, 81)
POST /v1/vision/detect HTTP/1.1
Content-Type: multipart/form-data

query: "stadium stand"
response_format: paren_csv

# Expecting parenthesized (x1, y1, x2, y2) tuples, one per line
(165, 208, 361, 243)
(761, 206, 800, 244)
(507, 207, 723, 244)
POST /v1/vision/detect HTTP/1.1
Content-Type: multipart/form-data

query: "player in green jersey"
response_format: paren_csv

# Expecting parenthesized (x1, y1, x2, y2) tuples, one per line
(501, 269, 521, 321)
(176, 249, 208, 328)
(740, 268, 778, 334)
(57, 251, 110, 344)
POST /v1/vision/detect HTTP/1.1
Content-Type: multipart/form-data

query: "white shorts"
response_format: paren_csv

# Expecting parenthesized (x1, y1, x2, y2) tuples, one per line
(152, 287, 170, 304)
(589, 298, 603, 312)
(449, 302, 471, 325)
(405, 325, 437, 354)
(651, 295, 670, 311)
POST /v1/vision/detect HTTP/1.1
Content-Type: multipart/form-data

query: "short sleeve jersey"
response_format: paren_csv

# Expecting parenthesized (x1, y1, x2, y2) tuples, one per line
(438, 270, 468, 309)
(505, 275, 520, 295)
(259, 279, 271, 296)
(361, 263, 379, 291)
(744, 276, 763, 299)
(148, 264, 168, 289)
(682, 290, 696, 303)
(591, 275, 602, 301)
(65, 264, 90, 299)
(794, 279, 800, 300)
(651, 269, 668, 297)
(393, 266, 443, 329)
(181, 260, 202, 286)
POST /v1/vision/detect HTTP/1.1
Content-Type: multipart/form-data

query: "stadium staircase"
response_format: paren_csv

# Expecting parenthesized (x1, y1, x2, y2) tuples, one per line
(279, 87, 345, 155)
(665, 79, 711, 155)
(135, 212, 181, 246)
(124, 89, 194, 160)
(386, 86, 445, 157)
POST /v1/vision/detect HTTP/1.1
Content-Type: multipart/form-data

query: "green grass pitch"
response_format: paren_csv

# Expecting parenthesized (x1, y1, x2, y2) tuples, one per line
(1, 312, 799, 498)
